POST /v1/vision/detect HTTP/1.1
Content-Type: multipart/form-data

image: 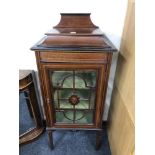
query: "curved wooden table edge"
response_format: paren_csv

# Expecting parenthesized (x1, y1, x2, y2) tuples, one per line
(19, 127, 45, 146)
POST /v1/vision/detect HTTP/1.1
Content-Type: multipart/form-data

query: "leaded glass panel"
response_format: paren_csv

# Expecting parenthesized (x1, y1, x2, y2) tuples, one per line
(49, 70, 97, 124)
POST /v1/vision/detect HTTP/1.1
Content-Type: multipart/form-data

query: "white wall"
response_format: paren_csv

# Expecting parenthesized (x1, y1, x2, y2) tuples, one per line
(17, 0, 128, 120)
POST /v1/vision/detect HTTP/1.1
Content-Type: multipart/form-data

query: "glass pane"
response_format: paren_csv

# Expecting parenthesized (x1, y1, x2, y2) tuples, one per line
(75, 111, 94, 124)
(56, 110, 94, 124)
(54, 89, 72, 99)
(74, 76, 86, 88)
(56, 111, 73, 123)
(49, 70, 97, 124)
(75, 71, 96, 87)
(51, 71, 73, 87)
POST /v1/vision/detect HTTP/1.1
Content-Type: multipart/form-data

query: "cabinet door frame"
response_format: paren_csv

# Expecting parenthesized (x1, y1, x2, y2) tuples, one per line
(41, 63, 107, 130)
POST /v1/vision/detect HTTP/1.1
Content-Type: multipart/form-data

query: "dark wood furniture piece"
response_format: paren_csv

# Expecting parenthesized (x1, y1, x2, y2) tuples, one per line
(31, 13, 117, 150)
(19, 70, 45, 145)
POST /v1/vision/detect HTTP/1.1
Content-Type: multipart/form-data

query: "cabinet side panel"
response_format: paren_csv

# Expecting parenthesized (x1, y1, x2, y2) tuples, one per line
(35, 52, 53, 127)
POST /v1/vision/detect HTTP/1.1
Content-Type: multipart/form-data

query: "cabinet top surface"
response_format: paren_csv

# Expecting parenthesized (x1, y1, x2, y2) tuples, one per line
(31, 13, 117, 52)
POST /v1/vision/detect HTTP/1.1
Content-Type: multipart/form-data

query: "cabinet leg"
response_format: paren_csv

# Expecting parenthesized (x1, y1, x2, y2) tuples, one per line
(95, 130, 102, 150)
(48, 131, 54, 150)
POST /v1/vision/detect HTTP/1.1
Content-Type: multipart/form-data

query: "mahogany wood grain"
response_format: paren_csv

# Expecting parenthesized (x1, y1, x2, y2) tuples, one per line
(54, 13, 98, 28)
(39, 51, 110, 63)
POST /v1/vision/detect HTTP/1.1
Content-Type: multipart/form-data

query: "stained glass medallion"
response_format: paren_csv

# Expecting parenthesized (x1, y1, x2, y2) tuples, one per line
(49, 70, 97, 124)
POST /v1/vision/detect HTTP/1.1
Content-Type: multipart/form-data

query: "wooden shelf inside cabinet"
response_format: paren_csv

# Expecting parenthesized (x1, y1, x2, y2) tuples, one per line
(31, 13, 117, 150)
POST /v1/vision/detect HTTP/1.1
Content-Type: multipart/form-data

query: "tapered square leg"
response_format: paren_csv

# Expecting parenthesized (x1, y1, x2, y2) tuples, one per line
(48, 131, 54, 150)
(95, 130, 102, 150)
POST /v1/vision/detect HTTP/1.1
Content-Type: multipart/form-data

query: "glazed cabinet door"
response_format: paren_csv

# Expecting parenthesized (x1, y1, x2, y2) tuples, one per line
(41, 63, 106, 129)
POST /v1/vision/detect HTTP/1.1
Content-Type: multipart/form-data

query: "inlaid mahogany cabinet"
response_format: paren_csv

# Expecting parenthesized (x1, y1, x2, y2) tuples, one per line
(31, 13, 117, 150)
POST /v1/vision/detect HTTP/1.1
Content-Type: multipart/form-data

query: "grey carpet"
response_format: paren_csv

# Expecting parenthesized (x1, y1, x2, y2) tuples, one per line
(19, 92, 111, 155)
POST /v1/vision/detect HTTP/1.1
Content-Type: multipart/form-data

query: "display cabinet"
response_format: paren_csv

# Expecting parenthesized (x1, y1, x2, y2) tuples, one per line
(31, 13, 117, 150)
